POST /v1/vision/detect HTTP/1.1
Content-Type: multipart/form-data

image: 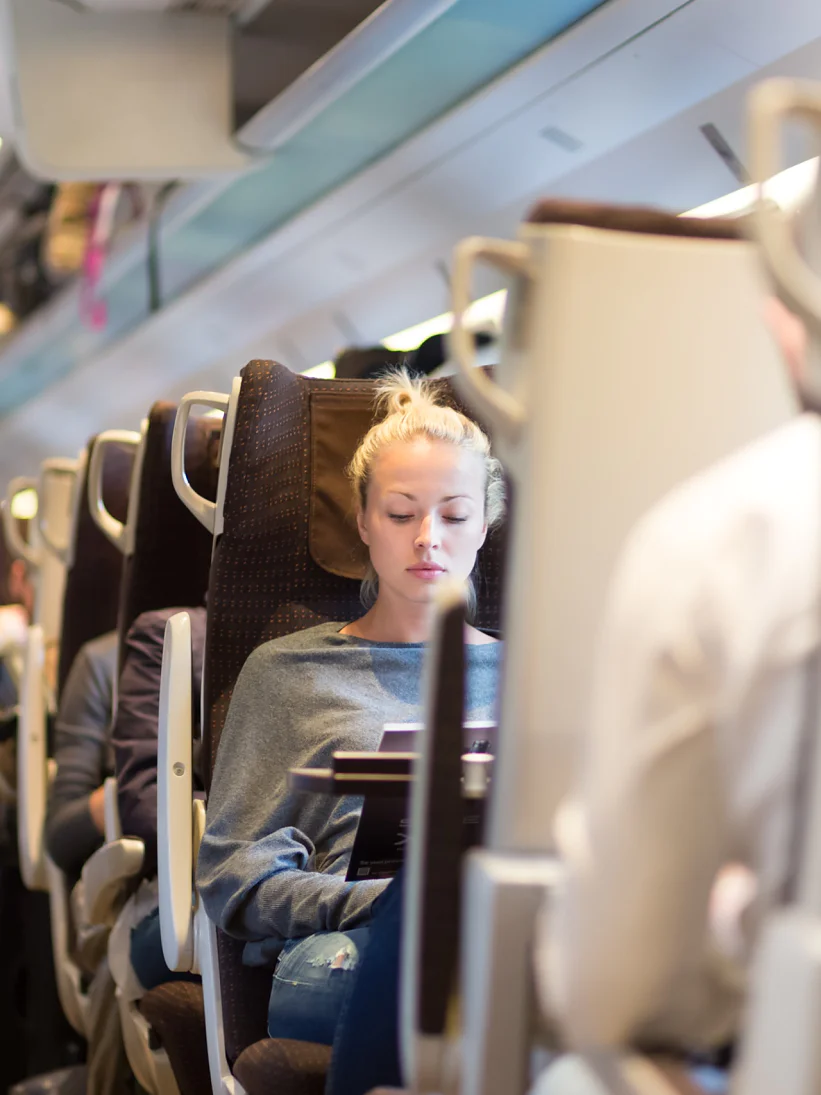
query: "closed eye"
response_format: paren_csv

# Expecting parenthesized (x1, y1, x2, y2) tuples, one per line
(389, 514, 413, 523)
(444, 516, 468, 524)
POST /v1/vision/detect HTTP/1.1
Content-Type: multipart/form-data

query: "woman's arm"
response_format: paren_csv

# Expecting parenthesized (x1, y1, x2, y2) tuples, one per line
(196, 643, 386, 943)
(46, 634, 117, 877)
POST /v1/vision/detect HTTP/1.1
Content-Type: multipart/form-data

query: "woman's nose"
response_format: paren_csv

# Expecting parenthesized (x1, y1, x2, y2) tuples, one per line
(415, 515, 440, 550)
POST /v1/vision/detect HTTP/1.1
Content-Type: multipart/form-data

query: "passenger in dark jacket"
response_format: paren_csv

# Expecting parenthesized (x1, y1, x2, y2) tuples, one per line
(111, 605, 206, 992)
(113, 605, 207, 878)
(46, 630, 118, 882)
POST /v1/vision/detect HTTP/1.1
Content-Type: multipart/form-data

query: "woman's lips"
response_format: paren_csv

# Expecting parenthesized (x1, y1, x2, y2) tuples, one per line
(407, 565, 445, 581)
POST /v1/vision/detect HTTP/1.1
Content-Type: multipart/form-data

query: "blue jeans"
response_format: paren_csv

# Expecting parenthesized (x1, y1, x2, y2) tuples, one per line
(267, 927, 370, 1045)
(327, 873, 404, 1095)
(130, 907, 199, 992)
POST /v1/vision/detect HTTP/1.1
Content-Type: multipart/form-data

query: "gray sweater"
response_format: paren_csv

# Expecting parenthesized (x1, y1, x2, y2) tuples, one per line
(197, 621, 502, 966)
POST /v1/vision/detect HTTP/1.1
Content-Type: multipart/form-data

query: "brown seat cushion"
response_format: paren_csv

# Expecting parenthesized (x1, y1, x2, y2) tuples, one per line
(233, 1038, 332, 1095)
(138, 981, 210, 1095)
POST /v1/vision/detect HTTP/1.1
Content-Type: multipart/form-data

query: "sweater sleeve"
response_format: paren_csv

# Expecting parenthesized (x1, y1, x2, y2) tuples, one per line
(196, 645, 386, 943)
(46, 635, 116, 877)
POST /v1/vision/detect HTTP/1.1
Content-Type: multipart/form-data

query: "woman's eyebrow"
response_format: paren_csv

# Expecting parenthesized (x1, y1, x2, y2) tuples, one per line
(385, 491, 472, 502)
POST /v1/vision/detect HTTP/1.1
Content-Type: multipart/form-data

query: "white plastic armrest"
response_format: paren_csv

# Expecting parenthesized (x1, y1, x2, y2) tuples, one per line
(82, 838, 145, 928)
(103, 775, 123, 843)
(38, 457, 79, 565)
(18, 624, 48, 890)
(158, 611, 195, 971)
(44, 854, 89, 1037)
(87, 429, 141, 553)
(2, 477, 40, 567)
(171, 391, 229, 534)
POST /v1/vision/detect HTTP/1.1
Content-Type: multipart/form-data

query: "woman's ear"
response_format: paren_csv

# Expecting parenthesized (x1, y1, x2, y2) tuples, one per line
(356, 509, 370, 546)
(478, 522, 488, 550)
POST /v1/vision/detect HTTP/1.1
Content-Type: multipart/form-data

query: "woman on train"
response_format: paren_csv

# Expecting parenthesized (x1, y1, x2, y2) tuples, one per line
(197, 369, 505, 1046)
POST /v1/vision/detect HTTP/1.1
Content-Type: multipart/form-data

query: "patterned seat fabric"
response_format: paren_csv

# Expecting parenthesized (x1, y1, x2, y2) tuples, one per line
(138, 981, 210, 1095)
(57, 435, 133, 700)
(233, 1038, 332, 1095)
(117, 401, 220, 649)
(203, 361, 507, 1076)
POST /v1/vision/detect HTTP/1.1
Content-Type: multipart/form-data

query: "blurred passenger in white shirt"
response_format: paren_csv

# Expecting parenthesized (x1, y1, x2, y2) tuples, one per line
(540, 299, 817, 1054)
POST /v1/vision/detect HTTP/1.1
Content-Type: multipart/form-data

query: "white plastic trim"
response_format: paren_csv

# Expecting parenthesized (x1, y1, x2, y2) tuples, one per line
(17, 624, 48, 890)
(749, 79, 821, 345)
(37, 457, 79, 565)
(81, 837, 145, 928)
(103, 774, 122, 842)
(197, 900, 246, 1095)
(158, 611, 196, 972)
(114, 974, 180, 1095)
(87, 429, 142, 554)
(45, 854, 90, 1037)
(213, 376, 243, 540)
(449, 235, 528, 445)
(171, 391, 229, 534)
(2, 477, 40, 567)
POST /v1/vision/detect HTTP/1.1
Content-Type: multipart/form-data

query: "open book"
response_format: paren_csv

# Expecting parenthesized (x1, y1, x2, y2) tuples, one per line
(345, 721, 496, 882)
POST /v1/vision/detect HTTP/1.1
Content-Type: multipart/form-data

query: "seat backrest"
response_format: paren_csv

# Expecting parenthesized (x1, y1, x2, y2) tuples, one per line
(203, 360, 507, 1063)
(118, 402, 220, 649)
(57, 436, 133, 700)
(451, 199, 798, 852)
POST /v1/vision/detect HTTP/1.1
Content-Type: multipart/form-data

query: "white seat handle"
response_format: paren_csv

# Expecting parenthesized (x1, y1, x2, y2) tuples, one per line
(37, 458, 80, 565)
(18, 624, 48, 890)
(171, 392, 229, 534)
(87, 430, 141, 553)
(449, 235, 529, 445)
(749, 79, 821, 345)
(2, 477, 40, 567)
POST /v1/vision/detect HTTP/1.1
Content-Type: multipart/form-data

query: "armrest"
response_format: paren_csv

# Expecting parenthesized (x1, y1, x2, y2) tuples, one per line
(81, 837, 145, 927)
(103, 774, 122, 843)
(17, 624, 48, 890)
(401, 587, 467, 1093)
(158, 611, 196, 972)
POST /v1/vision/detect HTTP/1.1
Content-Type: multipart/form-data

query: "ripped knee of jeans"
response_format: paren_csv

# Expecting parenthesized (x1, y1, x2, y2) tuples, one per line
(307, 941, 361, 973)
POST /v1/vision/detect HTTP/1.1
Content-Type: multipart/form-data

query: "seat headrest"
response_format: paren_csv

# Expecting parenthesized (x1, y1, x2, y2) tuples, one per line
(525, 198, 743, 240)
(58, 434, 132, 699)
(309, 388, 374, 580)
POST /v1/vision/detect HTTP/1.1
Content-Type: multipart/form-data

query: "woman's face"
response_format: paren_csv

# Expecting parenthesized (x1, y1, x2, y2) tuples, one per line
(357, 437, 488, 609)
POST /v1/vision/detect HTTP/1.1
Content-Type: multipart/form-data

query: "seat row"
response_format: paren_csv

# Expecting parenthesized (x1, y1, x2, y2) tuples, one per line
(0, 73, 819, 1095)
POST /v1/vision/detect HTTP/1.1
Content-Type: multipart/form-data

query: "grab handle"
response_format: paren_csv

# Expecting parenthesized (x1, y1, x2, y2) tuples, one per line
(87, 430, 141, 553)
(171, 391, 229, 534)
(449, 236, 530, 444)
(2, 477, 40, 567)
(38, 458, 79, 565)
(749, 79, 821, 334)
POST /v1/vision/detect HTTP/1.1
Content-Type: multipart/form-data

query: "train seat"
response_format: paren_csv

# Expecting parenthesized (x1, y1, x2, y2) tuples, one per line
(44, 432, 133, 1040)
(402, 198, 799, 1095)
(3, 457, 79, 892)
(158, 361, 506, 1095)
(81, 401, 219, 1095)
